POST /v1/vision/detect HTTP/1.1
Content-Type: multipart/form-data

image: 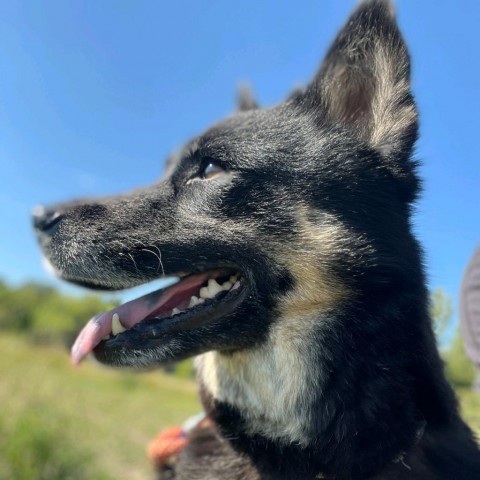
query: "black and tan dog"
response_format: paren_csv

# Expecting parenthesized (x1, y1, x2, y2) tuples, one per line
(34, 1, 480, 478)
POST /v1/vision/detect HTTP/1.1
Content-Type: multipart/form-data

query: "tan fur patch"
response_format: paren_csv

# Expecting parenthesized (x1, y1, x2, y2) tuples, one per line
(197, 206, 351, 446)
(277, 206, 350, 319)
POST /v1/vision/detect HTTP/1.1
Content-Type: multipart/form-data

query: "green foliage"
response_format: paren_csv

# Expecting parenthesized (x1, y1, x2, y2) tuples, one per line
(0, 403, 111, 480)
(457, 387, 480, 435)
(445, 329, 477, 388)
(0, 333, 200, 480)
(429, 287, 477, 389)
(430, 287, 453, 337)
(0, 278, 118, 347)
(0, 281, 56, 331)
(170, 358, 196, 379)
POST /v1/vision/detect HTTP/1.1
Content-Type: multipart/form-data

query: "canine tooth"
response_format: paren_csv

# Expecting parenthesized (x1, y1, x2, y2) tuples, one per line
(222, 281, 233, 290)
(172, 307, 182, 316)
(208, 278, 223, 296)
(189, 296, 199, 308)
(200, 280, 222, 299)
(111, 313, 126, 336)
(232, 280, 241, 290)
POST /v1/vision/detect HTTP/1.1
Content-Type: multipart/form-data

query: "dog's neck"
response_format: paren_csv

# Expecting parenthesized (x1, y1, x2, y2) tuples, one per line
(196, 342, 318, 448)
(195, 307, 334, 448)
(195, 307, 436, 479)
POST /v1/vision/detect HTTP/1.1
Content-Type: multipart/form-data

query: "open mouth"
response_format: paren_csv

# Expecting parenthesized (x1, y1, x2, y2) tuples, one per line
(70, 269, 246, 365)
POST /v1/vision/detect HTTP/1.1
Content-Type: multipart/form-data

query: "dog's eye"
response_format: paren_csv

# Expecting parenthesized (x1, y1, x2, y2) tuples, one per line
(186, 159, 228, 185)
(200, 161, 225, 180)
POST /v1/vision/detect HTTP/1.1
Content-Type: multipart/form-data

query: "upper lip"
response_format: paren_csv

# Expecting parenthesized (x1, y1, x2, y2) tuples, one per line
(64, 266, 238, 292)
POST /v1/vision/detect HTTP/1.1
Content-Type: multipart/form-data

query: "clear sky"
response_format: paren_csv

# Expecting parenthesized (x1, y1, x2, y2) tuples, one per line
(0, 1, 479, 341)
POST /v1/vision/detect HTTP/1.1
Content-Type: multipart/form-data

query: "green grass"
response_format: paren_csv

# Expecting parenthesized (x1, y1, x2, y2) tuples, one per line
(1, 333, 479, 479)
(0, 333, 200, 480)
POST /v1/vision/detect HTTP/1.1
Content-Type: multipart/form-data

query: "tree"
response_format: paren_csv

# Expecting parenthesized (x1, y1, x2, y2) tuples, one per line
(429, 288, 475, 388)
(430, 288, 452, 338)
(0, 279, 118, 348)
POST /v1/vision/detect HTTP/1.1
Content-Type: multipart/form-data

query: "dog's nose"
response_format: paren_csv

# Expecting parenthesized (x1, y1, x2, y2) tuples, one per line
(32, 205, 64, 236)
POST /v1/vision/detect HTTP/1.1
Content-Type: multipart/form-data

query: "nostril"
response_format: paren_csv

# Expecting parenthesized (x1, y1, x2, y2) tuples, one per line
(32, 205, 64, 236)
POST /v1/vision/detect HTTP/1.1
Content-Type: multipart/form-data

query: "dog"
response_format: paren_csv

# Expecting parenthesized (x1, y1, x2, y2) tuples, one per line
(33, 1, 480, 478)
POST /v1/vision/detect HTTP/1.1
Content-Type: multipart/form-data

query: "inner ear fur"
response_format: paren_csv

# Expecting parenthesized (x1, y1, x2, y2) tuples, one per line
(307, 0, 417, 159)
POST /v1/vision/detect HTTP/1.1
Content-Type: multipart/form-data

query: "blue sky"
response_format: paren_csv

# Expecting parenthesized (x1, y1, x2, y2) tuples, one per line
(0, 1, 479, 340)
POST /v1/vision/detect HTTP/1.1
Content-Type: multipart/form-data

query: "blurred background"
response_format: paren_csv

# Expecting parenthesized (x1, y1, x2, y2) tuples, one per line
(1, 1, 479, 478)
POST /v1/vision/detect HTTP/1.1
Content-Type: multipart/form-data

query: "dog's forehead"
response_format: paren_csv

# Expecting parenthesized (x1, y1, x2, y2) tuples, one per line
(197, 105, 310, 163)
(166, 102, 356, 175)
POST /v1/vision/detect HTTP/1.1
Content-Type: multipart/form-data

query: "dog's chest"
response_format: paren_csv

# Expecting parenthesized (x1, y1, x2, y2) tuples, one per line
(195, 345, 317, 447)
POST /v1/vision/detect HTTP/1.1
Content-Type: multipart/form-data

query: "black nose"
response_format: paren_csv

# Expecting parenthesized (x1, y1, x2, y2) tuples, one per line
(32, 205, 63, 236)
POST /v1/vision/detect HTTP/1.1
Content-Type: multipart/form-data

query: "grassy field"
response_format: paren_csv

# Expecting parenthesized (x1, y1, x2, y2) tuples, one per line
(0, 333, 479, 479)
(0, 333, 200, 479)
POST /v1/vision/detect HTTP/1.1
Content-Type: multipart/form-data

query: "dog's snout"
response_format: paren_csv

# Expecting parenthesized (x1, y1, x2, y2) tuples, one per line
(32, 205, 64, 236)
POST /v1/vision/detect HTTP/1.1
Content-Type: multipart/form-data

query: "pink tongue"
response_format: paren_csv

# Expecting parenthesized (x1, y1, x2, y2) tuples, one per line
(70, 272, 211, 365)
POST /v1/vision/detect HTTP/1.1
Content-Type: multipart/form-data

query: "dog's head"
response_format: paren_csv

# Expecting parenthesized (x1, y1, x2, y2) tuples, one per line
(34, 1, 419, 376)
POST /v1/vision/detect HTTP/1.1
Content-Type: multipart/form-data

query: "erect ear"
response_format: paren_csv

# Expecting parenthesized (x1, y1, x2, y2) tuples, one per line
(236, 84, 259, 112)
(306, 0, 417, 158)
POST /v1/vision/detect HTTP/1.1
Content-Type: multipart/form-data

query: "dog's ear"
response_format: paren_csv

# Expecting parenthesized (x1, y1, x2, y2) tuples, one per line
(306, 0, 417, 159)
(236, 84, 259, 112)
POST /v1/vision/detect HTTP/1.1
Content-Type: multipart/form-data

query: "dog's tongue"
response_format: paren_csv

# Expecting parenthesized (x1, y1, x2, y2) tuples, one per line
(70, 272, 211, 365)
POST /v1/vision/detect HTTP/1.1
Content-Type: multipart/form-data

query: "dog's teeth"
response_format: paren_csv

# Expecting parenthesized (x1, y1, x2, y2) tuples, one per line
(232, 280, 241, 290)
(198, 298, 205, 304)
(200, 278, 222, 299)
(172, 307, 182, 316)
(208, 278, 223, 296)
(111, 313, 126, 336)
(189, 296, 199, 308)
(198, 276, 237, 300)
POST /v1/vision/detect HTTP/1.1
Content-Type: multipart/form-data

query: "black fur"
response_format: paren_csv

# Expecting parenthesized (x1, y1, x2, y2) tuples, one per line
(34, 1, 480, 478)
